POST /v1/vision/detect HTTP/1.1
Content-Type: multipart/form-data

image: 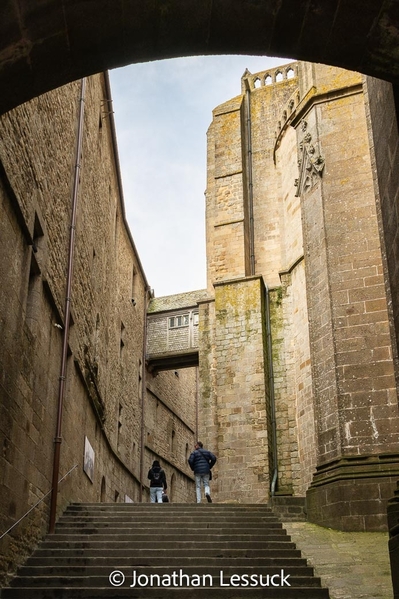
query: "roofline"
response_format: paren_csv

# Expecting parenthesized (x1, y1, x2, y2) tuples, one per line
(103, 71, 150, 291)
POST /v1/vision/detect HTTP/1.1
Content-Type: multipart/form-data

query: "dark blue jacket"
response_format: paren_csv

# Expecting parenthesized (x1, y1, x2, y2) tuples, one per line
(188, 448, 217, 475)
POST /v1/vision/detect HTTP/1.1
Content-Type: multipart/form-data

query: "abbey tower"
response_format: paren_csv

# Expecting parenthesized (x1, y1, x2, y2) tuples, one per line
(198, 61, 399, 530)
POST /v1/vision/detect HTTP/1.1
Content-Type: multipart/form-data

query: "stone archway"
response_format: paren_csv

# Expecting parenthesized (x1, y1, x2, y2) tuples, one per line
(2, 0, 399, 591)
(1, 0, 399, 116)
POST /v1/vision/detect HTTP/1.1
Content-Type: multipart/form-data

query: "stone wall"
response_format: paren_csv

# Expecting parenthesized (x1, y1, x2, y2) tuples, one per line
(206, 96, 249, 285)
(363, 75, 399, 382)
(294, 63, 399, 530)
(0, 73, 195, 584)
(273, 82, 315, 497)
(363, 72, 399, 591)
(212, 277, 270, 503)
(249, 64, 299, 286)
(2, 59, 399, 594)
(203, 60, 399, 528)
(204, 62, 315, 503)
(145, 367, 197, 503)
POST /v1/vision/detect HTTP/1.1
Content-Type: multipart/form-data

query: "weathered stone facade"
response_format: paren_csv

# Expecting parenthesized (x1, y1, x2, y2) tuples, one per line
(0, 73, 196, 585)
(146, 290, 208, 370)
(2, 57, 399, 585)
(295, 65, 399, 531)
(201, 61, 399, 530)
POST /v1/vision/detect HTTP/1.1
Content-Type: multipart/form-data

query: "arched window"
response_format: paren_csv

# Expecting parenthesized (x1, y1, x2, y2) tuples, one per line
(254, 77, 261, 88)
(287, 67, 295, 79)
(265, 74, 272, 86)
(276, 71, 283, 82)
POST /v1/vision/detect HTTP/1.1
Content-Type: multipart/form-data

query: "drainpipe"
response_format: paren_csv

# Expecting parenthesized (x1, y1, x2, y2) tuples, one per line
(139, 287, 150, 502)
(49, 78, 86, 533)
(264, 284, 278, 496)
(244, 78, 255, 276)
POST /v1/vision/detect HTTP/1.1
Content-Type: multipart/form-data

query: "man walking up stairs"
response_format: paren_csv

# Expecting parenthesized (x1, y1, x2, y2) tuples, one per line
(2, 503, 330, 598)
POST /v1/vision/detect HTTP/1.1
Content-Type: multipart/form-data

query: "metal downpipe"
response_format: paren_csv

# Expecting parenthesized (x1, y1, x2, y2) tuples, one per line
(139, 287, 150, 502)
(49, 78, 86, 533)
(265, 284, 278, 496)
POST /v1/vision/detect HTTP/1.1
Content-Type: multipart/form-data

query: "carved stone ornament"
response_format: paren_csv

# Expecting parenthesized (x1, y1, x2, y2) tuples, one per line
(294, 120, 325, 196)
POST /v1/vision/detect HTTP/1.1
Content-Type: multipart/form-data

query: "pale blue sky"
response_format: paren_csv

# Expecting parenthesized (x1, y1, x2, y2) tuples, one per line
(109, 55, 289, 297)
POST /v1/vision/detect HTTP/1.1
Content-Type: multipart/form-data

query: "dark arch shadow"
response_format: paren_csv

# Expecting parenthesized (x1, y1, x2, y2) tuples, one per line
(1, 0, 399, 115)
(1, 1, 399, 591)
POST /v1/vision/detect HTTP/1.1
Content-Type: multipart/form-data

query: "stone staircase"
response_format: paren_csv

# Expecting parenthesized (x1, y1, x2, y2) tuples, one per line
(2, 503, 330, 598)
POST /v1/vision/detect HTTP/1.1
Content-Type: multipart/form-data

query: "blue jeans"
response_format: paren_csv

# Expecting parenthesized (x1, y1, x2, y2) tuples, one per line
(150, 486, 163, 503)
(195, 473, 210, 503)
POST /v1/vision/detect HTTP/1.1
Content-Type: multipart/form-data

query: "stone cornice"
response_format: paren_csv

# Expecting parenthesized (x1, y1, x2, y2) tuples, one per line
(310, 453, 399, 488)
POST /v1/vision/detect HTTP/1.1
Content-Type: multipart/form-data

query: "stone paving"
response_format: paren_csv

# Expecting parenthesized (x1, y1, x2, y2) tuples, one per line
(284, 522, 393, 599)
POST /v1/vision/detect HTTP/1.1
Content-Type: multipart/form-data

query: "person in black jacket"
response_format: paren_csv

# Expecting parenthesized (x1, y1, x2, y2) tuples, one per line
(188, 441, 217, 503)
(148, 460, 167, 503)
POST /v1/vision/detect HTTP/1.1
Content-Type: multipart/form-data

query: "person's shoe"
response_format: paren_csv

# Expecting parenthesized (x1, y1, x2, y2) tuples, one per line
(206, 493, 212, 503)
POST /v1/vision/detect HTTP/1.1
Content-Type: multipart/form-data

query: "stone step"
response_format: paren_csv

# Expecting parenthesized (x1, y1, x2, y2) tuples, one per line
(2, 587, 330, 598)
(3, 503, 330, 599)
(16, 565, 316, 578)
(62, 507, 275, 513)
(40, 539, 296, 550)
(66, 503, 274, 511)
(61, 503, 277, 516)
(25, 556, 309, 568)
(48, 532, 291, 542)
(55, 519, 281, 529)
(56, 520, 282, 528)
(9, 574, 322, 589)
(55, 522, 285, 537)
(31, 547, 303, 559)
(60, 512, 279, 522)
(64, 504, 274, 510)
(57, 517, 280, 524)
